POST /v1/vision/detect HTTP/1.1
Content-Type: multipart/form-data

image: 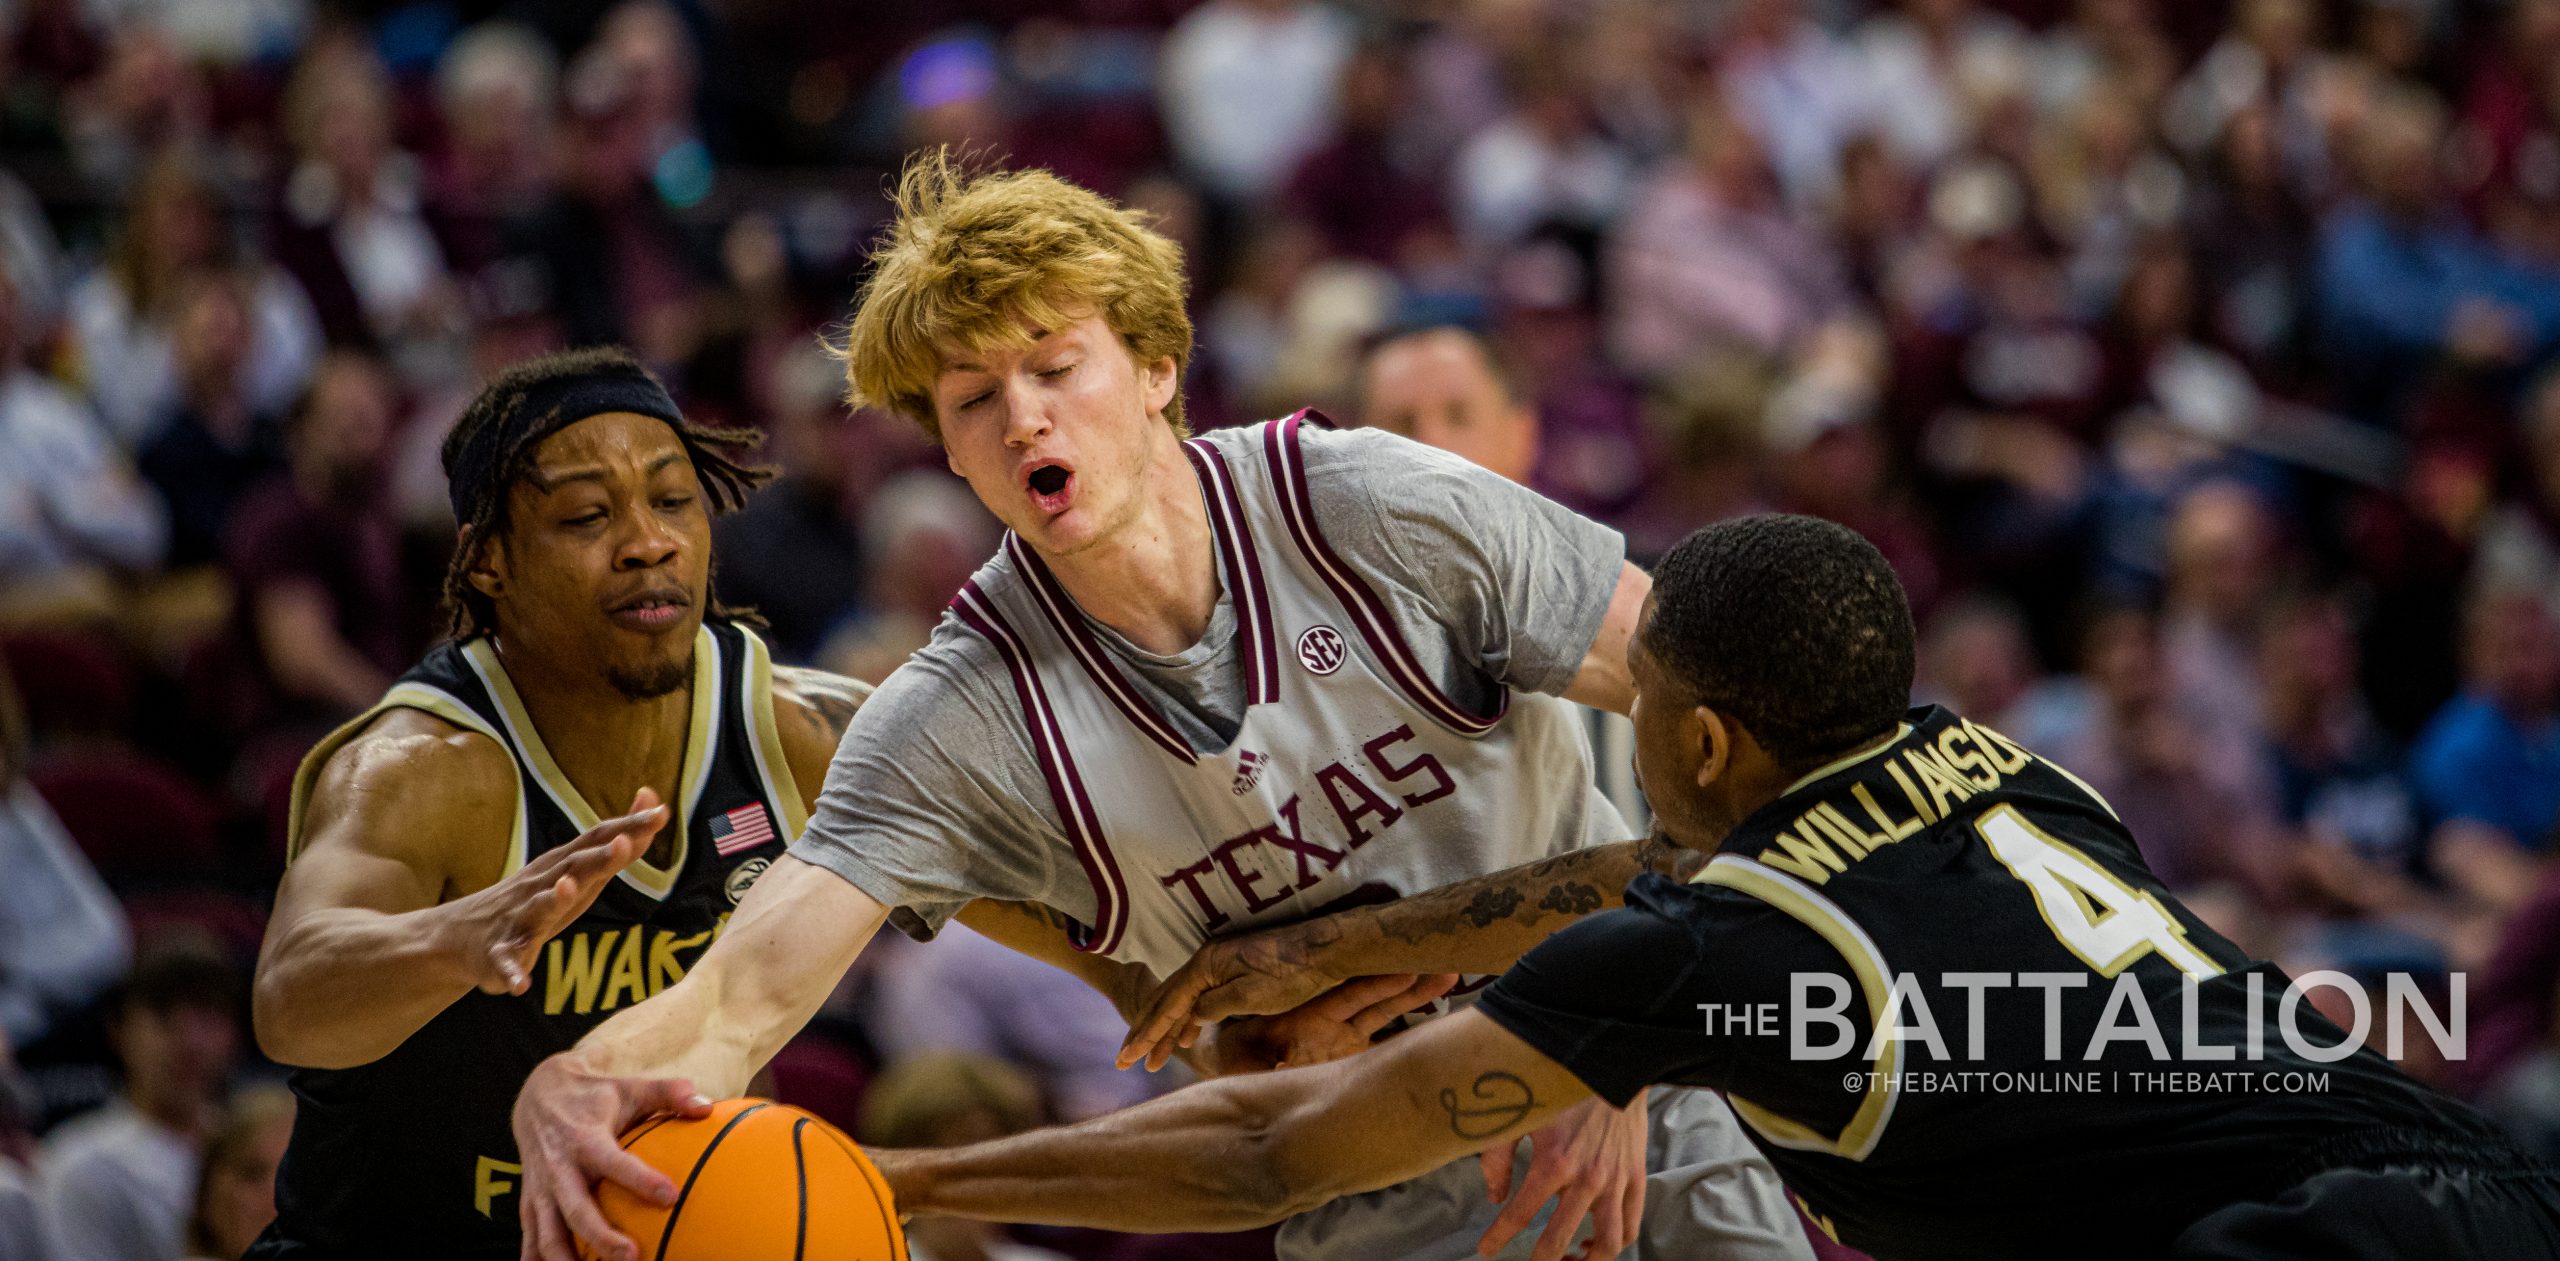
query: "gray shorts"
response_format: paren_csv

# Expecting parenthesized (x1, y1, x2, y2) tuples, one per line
(1274, 1088, 1813, 1261)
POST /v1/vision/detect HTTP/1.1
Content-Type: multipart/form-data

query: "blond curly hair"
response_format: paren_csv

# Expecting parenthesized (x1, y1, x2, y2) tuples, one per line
(838, 152, 1194, 441)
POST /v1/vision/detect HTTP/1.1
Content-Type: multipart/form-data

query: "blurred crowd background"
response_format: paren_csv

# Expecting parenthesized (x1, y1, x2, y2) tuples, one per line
(2, 0, 2559, 1257)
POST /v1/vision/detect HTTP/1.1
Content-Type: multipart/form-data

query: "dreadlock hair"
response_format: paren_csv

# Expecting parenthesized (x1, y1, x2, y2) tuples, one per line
(437, 347, 774, 641)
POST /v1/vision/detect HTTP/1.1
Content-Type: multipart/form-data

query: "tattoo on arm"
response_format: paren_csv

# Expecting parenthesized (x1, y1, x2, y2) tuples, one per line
(1439, 1072, 1534, 1139)
(1378, 846, 1641, 949)
(1460, 887, 1525, 928)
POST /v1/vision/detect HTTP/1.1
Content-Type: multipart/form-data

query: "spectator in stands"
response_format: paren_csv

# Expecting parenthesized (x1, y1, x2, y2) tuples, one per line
(223, 351, 412, 722)
(1853, 0, 2031, 171)
(506, 39, 713, 367)
(2162, 481, 2285, 743)
(1451, 50, 1632, 254)
(0, 262, 167, 609)
(58, 24, 209, 196)
(1915, 595, 2090, 754)
(2053, 603, 2284, 938)
(1157, 0, 1352, 203)
(0, 651, 132, 1052)
(711, 346, 869, 662)
(1713, 0, 1874, 205)
(136, 268, 289, 567)
(1356, 325, 1538, 484)
(2315, 84, 2560, 419)
(1608, 88, 1852, 376)
(858, 1054, 1073, 1261)
(2476, 365, 2560, 602)
(181, 1085, 292, 1261)
(2412, 585, 2560, 908)
(819, 472, 999, 685)
(65, 147, 321, 449)
(40, 938, 243, 1261)
(269, 35, 456, 355)
(2259, 588, 2440, 936)
(1285, 41, 1445, 267)
(428, 22, 561, 276)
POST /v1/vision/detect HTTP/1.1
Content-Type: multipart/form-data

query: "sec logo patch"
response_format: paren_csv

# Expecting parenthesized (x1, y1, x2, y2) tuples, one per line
(1296, 625, 1347, 675)
(725, 856, 772, 904)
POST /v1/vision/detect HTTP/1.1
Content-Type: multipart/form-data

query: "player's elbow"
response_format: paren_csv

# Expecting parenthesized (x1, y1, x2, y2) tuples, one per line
(250, 957, 385, 1070)
(1226, 1097, 1357, 1224)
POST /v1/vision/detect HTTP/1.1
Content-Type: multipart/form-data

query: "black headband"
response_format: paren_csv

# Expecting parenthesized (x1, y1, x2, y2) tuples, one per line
(445, 371, 687, 522)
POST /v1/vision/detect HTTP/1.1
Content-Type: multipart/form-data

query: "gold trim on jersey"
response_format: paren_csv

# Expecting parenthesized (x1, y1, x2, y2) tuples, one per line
(284, 682, 529, 876)
(735, 625, 808, 841)
(458, 627, 721, 901)
(1783, 723, 1914, 796)
(1693, 853, 1902, 1161)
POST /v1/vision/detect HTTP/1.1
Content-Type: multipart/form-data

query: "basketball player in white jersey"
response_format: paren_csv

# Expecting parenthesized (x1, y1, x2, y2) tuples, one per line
(511, 157, 1809, 1261)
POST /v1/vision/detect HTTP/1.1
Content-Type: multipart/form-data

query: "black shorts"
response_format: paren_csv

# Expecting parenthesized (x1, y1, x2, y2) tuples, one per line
(2171, 1162, 2560, 1260)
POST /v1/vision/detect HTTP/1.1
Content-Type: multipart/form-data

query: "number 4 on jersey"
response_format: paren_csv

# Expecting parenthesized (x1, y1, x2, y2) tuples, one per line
(1977, 805, 2222, 980)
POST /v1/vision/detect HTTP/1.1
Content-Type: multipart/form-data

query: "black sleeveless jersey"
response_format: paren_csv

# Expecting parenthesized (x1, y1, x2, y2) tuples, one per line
(1481, 705, 2518, 1261)
(255, 620, 808, 1261)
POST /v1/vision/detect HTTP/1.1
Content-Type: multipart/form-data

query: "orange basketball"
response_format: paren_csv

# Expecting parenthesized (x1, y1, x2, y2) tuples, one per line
(588, 1098, 907, 1261)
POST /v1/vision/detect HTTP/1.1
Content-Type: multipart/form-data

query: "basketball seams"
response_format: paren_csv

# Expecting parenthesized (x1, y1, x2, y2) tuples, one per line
(791, 1118, 809, 1261)
(619, 1115, 676, 1151)
(822, 1126, 907, 1260)
(654, 1102, 769, 1261)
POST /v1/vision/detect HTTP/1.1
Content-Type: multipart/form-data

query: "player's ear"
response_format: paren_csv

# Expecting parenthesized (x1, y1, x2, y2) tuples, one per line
(1694, 705, 1731, 789)
(461, 524, 507, 600)
(1142, 352, 1178, 419)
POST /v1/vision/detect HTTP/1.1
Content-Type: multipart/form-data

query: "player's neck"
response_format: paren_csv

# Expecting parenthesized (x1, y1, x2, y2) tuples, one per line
(1039, 442, 1220, 656)
(494, 637, 694, 814)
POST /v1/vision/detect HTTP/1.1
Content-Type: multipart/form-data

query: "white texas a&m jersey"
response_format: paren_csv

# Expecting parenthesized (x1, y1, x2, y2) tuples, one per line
(951, 413, 1630, 1001)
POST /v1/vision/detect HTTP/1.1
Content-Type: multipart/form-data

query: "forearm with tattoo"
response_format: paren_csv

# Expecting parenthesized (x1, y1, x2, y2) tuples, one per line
(1307, 835, 1694, 979)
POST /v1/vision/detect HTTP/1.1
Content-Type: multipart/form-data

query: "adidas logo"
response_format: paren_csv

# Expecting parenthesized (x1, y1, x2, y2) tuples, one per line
(1231, 749, 1268, 795)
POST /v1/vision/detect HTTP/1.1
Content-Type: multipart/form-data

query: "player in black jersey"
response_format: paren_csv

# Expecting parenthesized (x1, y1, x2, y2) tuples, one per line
(863, 515, 2560, 1260)
(242, 348, 882, 1261)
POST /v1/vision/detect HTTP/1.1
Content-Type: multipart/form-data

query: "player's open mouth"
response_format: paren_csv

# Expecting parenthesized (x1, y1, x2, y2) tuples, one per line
(1024, 461, 1075, 515)
(606, 589, 692, 632)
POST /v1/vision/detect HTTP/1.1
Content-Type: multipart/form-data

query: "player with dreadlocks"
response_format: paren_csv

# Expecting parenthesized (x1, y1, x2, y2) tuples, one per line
(241, 346, 879, 1260)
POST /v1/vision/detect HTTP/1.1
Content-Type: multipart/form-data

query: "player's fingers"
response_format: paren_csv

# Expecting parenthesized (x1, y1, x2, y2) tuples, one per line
(558, 1183, 637, 1261)
(1117, 971, 1211, 1070)
(1477, 1149, 1568, 1256)
(1611, 1166, 1645, 1259)
(1479, 1138, 1517, 1205)
(526, 1195, 583, 1261)
(1578, 1167, 1629, 1261)
(1527, 1182, 1603, 1261)
(488, 938, 530, 995)
(624, 1078, 712, 1125)
(1348, 973, 1459, 1037)
(584, 1141, 677, 1206)
(1305, 972, 1419, 1020)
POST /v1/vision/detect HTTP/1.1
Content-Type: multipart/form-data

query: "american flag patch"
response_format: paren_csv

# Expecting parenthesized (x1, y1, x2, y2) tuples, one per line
(710, 803, 775, 856)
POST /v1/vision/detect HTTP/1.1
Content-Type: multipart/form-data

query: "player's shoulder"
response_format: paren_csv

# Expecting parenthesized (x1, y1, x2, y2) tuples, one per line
(824, 613, 1032, 766)
(300, 706, 516, 851)
(314, 706, 511, 797)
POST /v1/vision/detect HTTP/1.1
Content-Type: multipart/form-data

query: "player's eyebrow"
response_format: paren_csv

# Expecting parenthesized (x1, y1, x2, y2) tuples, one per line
(528, 451, 686, 493)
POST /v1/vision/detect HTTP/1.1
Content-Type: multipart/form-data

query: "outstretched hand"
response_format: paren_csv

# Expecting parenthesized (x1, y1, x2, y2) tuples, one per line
(458, 789, 665, 996)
